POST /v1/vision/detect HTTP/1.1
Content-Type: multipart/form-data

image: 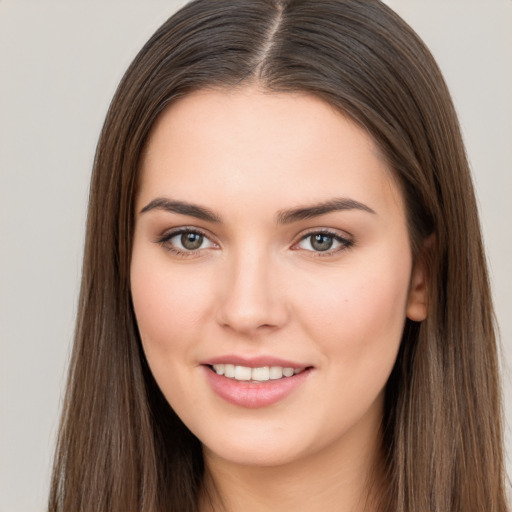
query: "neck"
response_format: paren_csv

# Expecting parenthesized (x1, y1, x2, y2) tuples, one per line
(199, 410, 385, 512)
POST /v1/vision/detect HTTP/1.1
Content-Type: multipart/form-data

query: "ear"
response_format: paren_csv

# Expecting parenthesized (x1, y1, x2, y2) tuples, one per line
(406, 237, 433, 322)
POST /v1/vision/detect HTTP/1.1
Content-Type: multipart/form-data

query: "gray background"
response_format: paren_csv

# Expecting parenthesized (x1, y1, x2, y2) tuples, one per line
(1, 1, 510, 510)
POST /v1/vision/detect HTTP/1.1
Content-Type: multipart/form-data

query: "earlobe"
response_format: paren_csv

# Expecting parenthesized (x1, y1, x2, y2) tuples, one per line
(406, 259, 428, 321)
(406, 236, 433, 322)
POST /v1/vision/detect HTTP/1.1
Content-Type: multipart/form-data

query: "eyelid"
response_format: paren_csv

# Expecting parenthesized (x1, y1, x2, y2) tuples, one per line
(154, 226, 353, 257)
(155, 226, 219, 256)
(291, 228, 354, 254)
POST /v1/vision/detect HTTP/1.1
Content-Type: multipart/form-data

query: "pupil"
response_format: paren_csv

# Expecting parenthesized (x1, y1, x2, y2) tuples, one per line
(311, 233, 333, 251)
(181, 232, 203, 250)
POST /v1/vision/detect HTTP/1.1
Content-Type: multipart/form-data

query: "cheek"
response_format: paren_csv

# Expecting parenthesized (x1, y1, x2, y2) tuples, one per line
(130, 252, 214, 360)
(130, 254, 217, 418)
(295, 245, 412, 370)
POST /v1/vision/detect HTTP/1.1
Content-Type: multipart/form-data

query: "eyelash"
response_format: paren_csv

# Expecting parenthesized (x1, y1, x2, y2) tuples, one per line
(155, 228, 354, 258)
(155, 228, 216, 258)
(293, 229, 354, 257)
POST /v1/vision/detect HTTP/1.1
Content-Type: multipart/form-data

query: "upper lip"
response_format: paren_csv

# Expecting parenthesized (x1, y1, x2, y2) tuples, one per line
(201, 355, 311, 368)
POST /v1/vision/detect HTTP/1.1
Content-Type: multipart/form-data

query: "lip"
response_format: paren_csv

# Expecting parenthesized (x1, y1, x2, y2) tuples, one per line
(201, 355, 308, 368)
(202, 364, 313, 409)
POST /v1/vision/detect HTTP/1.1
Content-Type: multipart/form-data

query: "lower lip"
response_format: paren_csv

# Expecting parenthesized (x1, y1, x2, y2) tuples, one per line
(203, 366, 312, 408)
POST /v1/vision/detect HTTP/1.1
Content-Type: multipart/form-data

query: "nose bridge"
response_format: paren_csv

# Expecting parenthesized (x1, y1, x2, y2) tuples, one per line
(217, 241, 287, 334)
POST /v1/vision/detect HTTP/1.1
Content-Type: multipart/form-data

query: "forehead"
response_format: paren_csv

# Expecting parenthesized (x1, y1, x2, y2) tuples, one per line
(138, 88, 404, 221)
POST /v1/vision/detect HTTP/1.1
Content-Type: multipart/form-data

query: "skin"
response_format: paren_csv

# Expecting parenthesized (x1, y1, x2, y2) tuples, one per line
(130, 88, 427, 511)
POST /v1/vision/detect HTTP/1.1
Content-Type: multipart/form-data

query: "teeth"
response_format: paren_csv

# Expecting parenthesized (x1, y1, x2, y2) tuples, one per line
(224, 364, 235, 378)
(282, 367, 294, 377)
(234, 365, 251, 381)
(269, 366, 283, 380)
(212, 364, 224, 375)
(251, 367, 270, 381)
(212, 364, 303, 382)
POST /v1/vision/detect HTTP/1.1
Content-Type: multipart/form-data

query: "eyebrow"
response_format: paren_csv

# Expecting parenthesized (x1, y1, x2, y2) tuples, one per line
(276, 198, 376, 224)
(139, 196, 375, 224)
(140, 198, 221, 222)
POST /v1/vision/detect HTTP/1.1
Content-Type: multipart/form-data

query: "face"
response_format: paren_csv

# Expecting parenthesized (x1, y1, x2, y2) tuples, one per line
(131, 88, 427, 470)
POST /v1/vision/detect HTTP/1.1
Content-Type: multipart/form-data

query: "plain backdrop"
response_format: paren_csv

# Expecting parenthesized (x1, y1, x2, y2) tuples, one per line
(0, 1, 511, 510)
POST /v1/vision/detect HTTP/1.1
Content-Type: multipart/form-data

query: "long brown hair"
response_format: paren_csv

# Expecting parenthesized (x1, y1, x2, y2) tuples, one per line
(48, 1, 508, 510)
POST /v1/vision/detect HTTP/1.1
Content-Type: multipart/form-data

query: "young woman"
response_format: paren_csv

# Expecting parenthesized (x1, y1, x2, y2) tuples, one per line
(48, 0, 509, 511)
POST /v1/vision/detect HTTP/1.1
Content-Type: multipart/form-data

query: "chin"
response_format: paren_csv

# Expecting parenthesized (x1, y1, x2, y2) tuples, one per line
(203, 437, 309, 468)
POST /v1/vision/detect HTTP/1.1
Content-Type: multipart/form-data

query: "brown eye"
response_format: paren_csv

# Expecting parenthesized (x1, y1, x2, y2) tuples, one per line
(310, 233, 334, 251)
(181, 232, 204, 250)
(158, 229, 216, 254)
(296, 231, 353, 254)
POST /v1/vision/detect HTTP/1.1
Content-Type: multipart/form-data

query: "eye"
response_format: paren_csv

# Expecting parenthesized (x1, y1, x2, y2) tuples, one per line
(174, 231, 207, 251)
(295, 231, 353, 254)
(157, 228, 217, 255)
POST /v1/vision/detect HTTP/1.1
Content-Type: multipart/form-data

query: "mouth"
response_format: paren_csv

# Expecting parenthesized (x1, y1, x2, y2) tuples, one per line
(201, 355, 313, 407)
(203, 363, 313, 408)
(208, 364, 307, 382)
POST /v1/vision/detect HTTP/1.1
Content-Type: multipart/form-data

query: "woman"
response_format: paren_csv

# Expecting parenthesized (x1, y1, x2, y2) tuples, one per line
(48, 0, 509, 510)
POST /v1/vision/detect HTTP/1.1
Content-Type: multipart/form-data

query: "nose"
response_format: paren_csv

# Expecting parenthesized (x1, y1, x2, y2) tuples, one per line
(216, 249, 289, 335)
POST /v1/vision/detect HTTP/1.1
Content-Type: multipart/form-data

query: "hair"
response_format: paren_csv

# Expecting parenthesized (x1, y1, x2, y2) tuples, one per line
(48, 0, 508, 511)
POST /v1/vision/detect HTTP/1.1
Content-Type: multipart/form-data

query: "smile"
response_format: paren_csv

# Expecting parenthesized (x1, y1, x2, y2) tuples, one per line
(211, 364, 304, 382)
(203, 361, 313, 408)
